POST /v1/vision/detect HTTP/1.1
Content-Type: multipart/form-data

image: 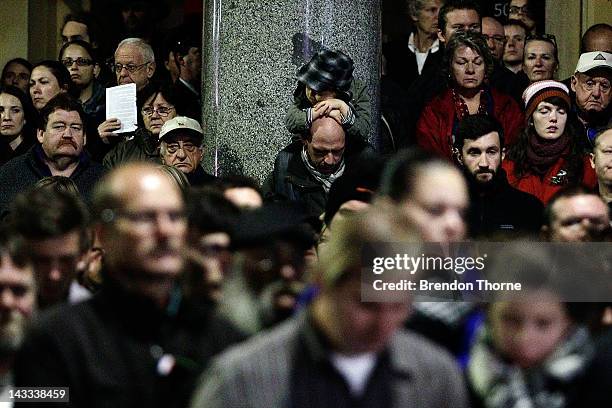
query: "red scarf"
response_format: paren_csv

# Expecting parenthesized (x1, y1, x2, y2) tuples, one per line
(526, 132, 570, 175)
(451, 87, 487, 121)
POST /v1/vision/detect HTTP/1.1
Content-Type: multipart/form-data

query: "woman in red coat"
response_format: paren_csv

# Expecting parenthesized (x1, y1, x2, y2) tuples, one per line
(503, 80, 597, 204)
(416, 31, 523, 161)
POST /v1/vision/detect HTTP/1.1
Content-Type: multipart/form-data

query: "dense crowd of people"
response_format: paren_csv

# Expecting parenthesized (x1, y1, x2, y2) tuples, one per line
(0, 0, 611, 407)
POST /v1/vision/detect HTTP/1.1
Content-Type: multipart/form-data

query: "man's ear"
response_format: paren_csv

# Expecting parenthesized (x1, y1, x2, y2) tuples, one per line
(146, 61, 156, 79)
(501, 147, 506, 162)
(454, 147, 463, 165)
(590, 152, 595, 169)
(36, 128, 45, 144)
(409, 11, 419, 25)
(437, 29, 445, 43)
(93, 63, 101, 79)
(571, 75, 577, 93)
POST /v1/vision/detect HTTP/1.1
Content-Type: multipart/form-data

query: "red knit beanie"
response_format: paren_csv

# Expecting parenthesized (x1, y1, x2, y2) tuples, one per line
(522, 80, 571, 121)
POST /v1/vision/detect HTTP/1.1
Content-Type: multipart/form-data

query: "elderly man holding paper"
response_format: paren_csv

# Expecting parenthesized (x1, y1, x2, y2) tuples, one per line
(96, 38, 157, 148)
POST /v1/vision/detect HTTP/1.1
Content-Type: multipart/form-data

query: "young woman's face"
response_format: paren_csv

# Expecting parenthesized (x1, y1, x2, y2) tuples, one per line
(29, 66, 64, 111)
(532, 101, 567, 140)
(61, 44, 96, 89)
(451, 46, 486, 91)
(0, 93, 26, 138)
(489, 290, 570, 369)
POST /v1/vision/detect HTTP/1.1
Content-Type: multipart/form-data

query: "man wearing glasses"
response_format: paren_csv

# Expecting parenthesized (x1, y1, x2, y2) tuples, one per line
(482, 16, 526, 103)
(97, 38, 157, 149)
(158, 116, 215, 187)
(112, 37, 156, 91)
(571, 51, 612, 149)
(14, 163, 244, 407)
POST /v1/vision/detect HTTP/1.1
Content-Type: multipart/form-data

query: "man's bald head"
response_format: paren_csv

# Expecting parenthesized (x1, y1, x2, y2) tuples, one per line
(305, 117, 346, 175)
(582, 23, 612, 53)
(93, 163, 180, 217)
(482, 17, 505, 60)
(93, 163, 187, 292)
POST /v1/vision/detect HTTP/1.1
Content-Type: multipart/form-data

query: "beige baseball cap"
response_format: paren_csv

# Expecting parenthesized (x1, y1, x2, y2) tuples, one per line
(159, 116, 203, 141)
(574, 51, 612, 73)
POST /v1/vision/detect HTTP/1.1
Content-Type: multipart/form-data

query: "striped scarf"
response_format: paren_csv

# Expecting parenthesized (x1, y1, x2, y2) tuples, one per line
(301, 147, 345, 193)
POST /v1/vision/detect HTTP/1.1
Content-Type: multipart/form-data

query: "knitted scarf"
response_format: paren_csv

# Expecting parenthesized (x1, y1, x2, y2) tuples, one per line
(468, 326, 594, 408)
(451, 87, 488, 121)
(526, 132, 570, 176)
(301, 147, 345, 193)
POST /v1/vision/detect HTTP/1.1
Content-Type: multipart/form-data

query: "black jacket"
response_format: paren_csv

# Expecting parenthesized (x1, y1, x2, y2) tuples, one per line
(383, 34, 444, 93)
(173, 79, 201, 121)
(264, 139, 374, 218)
(186, 166, 216, 187)
(14, 279, 244, 408)
(265, 141, 327, 218)
(466, 168, 544, 239)
(0, 145, 105, 213)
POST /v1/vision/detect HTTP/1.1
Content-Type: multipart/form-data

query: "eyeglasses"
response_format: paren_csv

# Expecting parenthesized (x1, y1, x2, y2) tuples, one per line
(526, 33, 557, 48)
(111, 62, 149, 74)
(482, 34, 506, 44)
(577, 75, 611, 93)
(509, 5, 530, 14)
(116, 209, 186, 227)
(141, 105, 174, 117)
(61, 58, 94, 67)
(165, 141, 199, 154)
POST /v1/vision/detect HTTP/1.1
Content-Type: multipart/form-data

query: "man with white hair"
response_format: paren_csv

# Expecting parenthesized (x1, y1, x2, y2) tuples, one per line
(570, 51, 612, 149)
(113, 37, 156, 91)
(97, 38, 157, 146)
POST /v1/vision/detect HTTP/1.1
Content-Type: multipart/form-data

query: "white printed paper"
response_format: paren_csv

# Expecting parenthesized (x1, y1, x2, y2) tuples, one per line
(105, 83, 138, 133)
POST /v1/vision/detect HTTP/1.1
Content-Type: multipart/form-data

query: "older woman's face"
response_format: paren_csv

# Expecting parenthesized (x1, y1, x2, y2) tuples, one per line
(524, 40, 557, 82)
(141, 92, 176, 136)
(29, 66, 64, 111)
(451, 45, 486, 91)
(532, 101, 567, 140)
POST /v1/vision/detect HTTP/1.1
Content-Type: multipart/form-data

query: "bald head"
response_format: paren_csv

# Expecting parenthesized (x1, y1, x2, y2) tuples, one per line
(582, 23, 612, 53)
(93, 163, 187, 292)
(482, 17, 505, 60)
(309, 116, 345, 141)
(94, 163, 181, 214)
(306, 117, 346, 175)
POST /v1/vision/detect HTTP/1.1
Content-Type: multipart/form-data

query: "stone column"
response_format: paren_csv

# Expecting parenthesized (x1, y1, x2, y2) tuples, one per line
(202, 0, 381, 182)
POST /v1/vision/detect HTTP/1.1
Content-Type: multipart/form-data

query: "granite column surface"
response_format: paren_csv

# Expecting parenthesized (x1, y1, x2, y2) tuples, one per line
(201, 0, 381, 182)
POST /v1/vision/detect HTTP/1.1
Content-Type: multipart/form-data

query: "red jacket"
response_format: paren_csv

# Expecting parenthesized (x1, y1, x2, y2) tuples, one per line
(502, 157, 597, 204)
(416, 88, 524, 160)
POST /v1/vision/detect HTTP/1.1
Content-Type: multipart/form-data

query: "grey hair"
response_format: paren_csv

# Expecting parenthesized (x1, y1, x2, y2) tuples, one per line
(116, 38, 155, 63)
(406, 0, 429, 18)
(444, 30, 494, 82)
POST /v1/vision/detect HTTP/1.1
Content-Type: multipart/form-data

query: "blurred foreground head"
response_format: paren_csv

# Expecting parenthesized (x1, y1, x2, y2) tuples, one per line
(313, 209, 418, 354)
(377, 148, 468, 243)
